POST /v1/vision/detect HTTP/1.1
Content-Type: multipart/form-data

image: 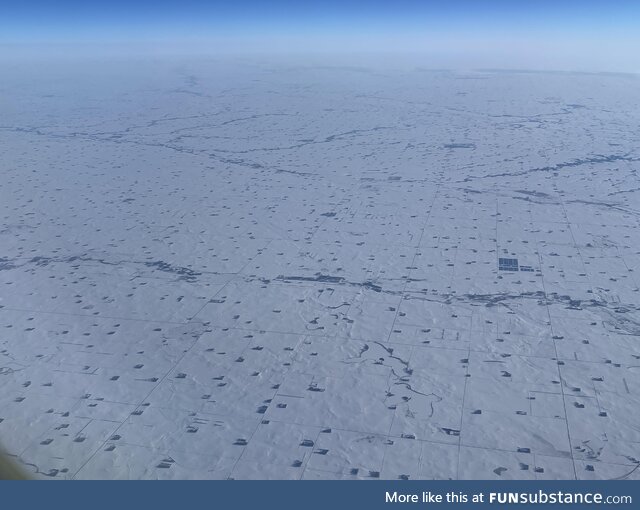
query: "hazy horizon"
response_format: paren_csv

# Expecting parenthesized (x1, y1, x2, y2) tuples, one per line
(2, 1, 640, 73)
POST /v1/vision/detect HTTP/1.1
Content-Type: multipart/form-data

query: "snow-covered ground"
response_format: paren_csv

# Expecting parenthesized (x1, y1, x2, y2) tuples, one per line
(1, 58, 639, 479)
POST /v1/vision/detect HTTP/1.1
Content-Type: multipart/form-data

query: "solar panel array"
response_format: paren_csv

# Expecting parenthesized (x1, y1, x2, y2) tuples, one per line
(498, 258, 519, 271)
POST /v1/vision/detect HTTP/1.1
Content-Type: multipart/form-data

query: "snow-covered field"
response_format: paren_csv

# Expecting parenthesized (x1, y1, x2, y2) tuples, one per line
(1, 58, 639, 479)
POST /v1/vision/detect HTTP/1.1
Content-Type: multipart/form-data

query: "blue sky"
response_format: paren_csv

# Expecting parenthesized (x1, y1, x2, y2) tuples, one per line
(3, 0, 639, 38)
(2, 1, 639, 71)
